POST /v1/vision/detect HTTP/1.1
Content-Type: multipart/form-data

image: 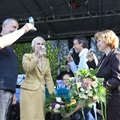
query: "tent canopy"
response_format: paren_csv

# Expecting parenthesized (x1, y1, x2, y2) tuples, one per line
(0, 0, 120, 43)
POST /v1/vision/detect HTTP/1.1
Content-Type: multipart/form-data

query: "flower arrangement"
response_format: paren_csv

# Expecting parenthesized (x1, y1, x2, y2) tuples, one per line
(69, 68, 107, 120)
(45, 92, 64, 114)
(45, 68, 107, 120)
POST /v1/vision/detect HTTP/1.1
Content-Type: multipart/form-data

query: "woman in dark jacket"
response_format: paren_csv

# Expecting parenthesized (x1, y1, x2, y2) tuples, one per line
(87, 30, 120, 120)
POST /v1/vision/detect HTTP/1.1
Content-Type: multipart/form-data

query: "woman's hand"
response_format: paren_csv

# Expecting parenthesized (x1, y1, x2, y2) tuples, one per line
(86, 51, 94, 62)
(36, 49, 46, 59)
(39, 49, 46, 56)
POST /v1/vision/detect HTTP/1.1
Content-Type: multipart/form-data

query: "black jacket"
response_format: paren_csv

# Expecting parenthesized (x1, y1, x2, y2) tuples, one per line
(87, 49, 120, 120)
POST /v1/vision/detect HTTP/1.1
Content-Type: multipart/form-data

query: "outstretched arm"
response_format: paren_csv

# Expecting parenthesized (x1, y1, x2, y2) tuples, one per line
(0, 23, 36, 49)
(61, 100, 86, 118)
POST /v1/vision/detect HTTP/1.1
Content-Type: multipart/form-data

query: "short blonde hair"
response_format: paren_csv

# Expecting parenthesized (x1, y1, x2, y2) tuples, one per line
(94, 30, 119, 49)
(31, 36, 46, 51)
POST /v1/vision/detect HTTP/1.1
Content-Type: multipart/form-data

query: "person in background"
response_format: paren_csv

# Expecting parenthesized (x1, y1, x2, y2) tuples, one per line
(87, 30, 120, 120)
(0, 18, 36, 120)
(61, 73, 96, 120)
(66, 36, 97, 120)
(57, 61, 74, 80)
(20, 36, 55, 120)
(67, 36, 98, 73)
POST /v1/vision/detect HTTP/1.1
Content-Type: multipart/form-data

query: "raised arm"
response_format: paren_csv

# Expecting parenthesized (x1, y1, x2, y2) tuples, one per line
(0, 23, 36, 49)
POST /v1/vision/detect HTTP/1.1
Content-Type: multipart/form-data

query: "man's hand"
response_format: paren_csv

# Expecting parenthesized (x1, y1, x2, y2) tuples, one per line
(12, 94, 17, 105)
(22, 23, 37, 33)
(66, 55, 73, 62)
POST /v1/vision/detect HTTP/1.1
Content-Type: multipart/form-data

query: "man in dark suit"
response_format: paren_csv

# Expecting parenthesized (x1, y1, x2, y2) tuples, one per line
(0, 18, 36, 120)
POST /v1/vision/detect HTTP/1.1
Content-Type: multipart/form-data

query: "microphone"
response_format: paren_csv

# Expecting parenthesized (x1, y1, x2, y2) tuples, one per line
(68, 48, 73, 56)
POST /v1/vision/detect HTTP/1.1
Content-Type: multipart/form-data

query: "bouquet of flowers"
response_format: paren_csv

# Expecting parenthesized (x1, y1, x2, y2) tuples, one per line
(69, 68, 107, 120)
(45, 68, 107, 120)
(45, 87, 78, 120)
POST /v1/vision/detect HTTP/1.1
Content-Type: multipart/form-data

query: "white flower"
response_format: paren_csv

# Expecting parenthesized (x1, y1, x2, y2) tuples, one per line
(85, 90, 90, 93)
(56, 97, 62, 102)
(49, 106, 52, 110)
(83, 94, 88, 99)
(54, 104, 61, 109)
(76, 82, 81, 88)
(79, 93, 85, 98)
(80, 88, 85, 92)
(92, 81, 98, 87)
(88, 91, 93, 97)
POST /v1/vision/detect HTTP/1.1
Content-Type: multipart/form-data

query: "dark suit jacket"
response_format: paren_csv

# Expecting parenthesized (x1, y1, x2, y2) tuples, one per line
(87, 49, 120, 120)
(88, 49, 120, 105)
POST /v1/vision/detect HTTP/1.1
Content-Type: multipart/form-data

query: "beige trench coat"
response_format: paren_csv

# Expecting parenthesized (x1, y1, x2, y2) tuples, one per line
(20, 53, 54, 120)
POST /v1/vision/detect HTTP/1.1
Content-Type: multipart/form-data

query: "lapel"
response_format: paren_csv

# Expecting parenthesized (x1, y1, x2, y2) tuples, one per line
(41, 56, 46, 72)
(98, 49, 115, 72)
(31, 53, 42, 73)
(36, 56, 46, 73)
(31, 53, 47, 73)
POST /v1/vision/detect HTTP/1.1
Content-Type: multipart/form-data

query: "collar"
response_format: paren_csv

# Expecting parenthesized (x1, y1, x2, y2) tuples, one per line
(78, 48, 88, 57)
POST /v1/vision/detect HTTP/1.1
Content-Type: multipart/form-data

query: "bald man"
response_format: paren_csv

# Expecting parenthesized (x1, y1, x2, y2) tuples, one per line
(0, 18, 36, 120)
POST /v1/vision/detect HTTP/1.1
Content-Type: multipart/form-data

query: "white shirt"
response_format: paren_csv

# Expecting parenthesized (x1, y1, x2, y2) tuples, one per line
(69, 48, 98, 73)
(69, 48, 89, 73)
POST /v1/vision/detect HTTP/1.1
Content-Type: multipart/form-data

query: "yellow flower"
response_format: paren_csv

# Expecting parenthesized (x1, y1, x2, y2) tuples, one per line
(93, 95, 98, 101)
(71, 99, 76, 104)
(66, 99, 76, 107)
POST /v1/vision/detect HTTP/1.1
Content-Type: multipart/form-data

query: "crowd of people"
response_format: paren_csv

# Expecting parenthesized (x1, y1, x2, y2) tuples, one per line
(0, 17, 120, 120)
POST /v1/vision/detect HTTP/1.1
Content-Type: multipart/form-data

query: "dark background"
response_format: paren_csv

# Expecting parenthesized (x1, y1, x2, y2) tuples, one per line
(0, 0, 120, 43)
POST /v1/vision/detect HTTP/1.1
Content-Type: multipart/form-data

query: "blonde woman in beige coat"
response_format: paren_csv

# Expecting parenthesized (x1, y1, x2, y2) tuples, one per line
(20, 36, 55, 120)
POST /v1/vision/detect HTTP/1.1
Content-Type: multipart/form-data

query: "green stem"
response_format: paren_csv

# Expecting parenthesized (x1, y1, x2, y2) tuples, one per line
(81, 108, 85, 120)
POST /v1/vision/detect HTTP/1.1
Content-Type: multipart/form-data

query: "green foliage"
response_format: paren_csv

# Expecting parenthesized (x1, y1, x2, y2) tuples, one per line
(46, 41, 59, 82)
(13, 43, 32, 73)
(13, 41, 59, 82)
